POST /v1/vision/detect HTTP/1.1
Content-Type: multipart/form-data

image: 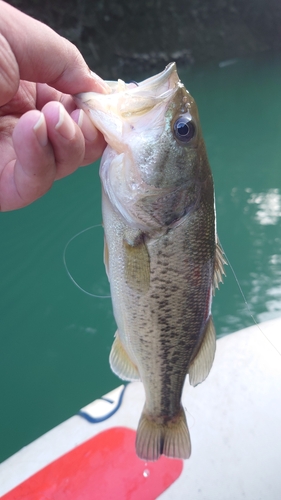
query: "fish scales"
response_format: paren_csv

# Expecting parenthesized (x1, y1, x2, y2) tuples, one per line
(75, 63, 225, 461)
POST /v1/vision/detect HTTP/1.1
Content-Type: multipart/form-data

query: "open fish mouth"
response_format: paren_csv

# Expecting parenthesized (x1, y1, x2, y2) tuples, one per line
(74, 63, 182, 145)
(105, 61, 180, 96)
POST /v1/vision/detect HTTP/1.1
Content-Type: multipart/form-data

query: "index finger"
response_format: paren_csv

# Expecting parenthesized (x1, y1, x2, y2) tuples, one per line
(0, 1, 109, 104)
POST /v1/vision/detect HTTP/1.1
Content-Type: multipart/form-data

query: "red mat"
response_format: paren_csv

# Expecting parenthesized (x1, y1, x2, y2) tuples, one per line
(3, 427, 183, 499)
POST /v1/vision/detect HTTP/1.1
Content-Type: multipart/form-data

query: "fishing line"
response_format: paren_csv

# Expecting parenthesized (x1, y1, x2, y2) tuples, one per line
(63, 225, 111, 299)
(184, 406, 196, 428)
(221, 244, 281, 358)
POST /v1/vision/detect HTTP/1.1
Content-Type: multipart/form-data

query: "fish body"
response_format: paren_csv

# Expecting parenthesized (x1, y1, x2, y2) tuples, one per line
(75, 64, 225, 461)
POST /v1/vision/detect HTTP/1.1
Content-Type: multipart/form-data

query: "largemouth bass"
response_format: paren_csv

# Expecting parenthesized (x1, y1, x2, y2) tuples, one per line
(75, 63, 225, 461)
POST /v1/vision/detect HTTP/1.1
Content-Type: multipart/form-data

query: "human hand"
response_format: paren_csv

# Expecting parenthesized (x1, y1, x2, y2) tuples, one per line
(0, 1, 108, 211)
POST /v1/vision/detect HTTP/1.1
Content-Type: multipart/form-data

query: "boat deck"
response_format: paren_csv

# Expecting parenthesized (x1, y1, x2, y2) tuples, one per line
(1, 318, 281, 499)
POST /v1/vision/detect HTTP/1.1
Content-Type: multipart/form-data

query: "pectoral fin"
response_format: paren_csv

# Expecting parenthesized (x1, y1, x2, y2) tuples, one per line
(213, 239, 226, 293)
(123, 231, 150, 294)
(109, 330, 140, 381)
(188, 315, 216, 387)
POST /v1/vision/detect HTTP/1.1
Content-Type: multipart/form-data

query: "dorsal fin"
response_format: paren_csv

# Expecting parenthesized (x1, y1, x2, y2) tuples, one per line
(213, 239, 226, 293)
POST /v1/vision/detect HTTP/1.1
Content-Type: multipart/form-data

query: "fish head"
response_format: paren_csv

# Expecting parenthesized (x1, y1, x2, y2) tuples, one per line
(75, 63, 209, 228)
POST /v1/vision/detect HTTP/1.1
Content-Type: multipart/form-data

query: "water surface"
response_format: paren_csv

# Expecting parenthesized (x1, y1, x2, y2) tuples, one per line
(0, 53, 281, 462)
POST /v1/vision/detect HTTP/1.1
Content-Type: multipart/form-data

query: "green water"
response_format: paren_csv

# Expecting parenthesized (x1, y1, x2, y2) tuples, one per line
(1, 54, 281, 463)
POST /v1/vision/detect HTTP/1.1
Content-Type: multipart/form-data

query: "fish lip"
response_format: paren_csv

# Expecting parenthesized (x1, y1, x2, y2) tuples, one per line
(73, 62, 180, 110)
(94, 62, 178, 94)
(136, 62, 179, 92)
(73, 62, 181, 147)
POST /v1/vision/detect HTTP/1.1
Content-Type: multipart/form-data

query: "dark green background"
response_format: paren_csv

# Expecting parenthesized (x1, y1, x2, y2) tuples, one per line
(8, 0, 281, 78)
(1, 54, 281, 462)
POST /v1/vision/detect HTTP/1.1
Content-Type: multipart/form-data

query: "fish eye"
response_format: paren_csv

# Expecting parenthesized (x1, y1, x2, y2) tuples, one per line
(173, 116, 195, 143)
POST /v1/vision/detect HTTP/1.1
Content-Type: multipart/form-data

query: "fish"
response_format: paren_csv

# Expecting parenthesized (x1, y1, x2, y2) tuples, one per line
(74, 63, 225, 461)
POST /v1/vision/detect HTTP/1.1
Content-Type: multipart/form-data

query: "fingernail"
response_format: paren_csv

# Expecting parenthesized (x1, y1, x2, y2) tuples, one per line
(33, 113, 48, 147)
(90, 71, 111, 94)
(55, 103, 76, 140)
(76, 109, 98, 142)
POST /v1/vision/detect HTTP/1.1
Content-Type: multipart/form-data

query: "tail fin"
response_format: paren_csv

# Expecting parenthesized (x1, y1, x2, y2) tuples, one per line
(135, 406, 191, 461)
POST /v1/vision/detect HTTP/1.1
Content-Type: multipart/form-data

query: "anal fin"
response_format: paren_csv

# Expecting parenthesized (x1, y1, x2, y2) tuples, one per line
(109, 330, 140, 381)
(188, 315, 216, 387)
